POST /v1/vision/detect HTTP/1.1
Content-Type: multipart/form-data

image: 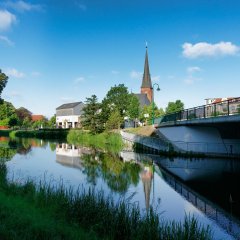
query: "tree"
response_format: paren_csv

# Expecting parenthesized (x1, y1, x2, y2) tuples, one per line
(82, 95, 102, 134)
(0, 70, 8, 102)
(126, 94, 140, 120)
(8, 116, 18, 128)
(48, 115, 56, 128)
(15, 107, 32, 122)
(140, 104, 165, 124)
(0, 101, 17, 126)
(165, 100, 184, 114)
(105, 110, 123, 130)
(101, 84, 130, 123)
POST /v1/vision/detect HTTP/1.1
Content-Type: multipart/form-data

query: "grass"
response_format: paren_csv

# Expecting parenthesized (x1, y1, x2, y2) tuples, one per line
(124, 126, 156, 137)
(67, 130, 123, 153)
(0, 163, 212, 240)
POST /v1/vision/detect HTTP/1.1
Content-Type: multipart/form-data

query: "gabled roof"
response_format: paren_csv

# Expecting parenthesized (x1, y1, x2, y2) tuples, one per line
(56, 102, 83, 110)
(31, 115, 44, 122)
(134, 93, 151, 107)
(141, 46, 152, 89)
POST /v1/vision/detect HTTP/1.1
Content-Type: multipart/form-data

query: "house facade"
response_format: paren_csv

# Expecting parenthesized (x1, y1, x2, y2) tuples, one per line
(56, 102, 85, 128)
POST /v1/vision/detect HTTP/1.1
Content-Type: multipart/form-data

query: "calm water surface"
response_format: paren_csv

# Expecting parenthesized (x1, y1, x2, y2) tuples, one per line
(1, 138, 240, 240)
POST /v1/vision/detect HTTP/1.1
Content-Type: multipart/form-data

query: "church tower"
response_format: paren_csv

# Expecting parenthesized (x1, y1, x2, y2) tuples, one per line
(141, 45, 153, 103)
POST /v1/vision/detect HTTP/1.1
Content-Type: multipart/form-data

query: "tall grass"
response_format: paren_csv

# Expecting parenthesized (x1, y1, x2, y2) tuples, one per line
(0, 163, 212, 240)
(67, 130, 123, 153)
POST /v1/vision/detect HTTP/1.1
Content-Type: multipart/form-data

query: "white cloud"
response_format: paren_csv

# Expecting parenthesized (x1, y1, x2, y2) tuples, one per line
(111, 70, 119, 75)
(152, 75, 160, 81)
(0, 10, 16, 31)
(130, 70, 142, 79)
(187, 66, 201, 74)
(5, 68, 25, 78)
(182, 41, 239, 58)
(4, 0, 43, 12)
(184, 66, 202, 85)
(0, 35, 14, 46)
(74, 76, 85, 84)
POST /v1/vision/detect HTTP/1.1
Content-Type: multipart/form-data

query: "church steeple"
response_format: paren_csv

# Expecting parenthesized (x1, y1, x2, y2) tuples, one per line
(141, 44, 153, 102)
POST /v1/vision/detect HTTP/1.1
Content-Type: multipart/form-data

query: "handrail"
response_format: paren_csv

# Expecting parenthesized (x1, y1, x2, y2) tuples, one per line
(157, 97, 240, 124)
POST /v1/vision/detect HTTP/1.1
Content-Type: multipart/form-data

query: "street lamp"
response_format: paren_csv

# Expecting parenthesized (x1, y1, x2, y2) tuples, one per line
(152, 83, 160, 125)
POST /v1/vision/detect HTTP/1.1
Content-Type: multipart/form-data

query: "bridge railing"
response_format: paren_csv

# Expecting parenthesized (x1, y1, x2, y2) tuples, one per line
(158, 97, 240, 124)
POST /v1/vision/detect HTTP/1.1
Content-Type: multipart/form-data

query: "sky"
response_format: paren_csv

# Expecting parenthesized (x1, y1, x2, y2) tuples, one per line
(1, 0, 240, 118)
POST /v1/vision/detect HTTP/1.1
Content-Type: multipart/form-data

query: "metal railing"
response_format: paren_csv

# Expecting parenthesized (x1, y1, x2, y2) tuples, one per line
(158, 97, 240, 124)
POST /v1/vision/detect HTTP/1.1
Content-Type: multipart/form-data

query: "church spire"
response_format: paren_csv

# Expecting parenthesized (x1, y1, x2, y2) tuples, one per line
(141, 44, 152, 88)
(141, 44, 153, 102)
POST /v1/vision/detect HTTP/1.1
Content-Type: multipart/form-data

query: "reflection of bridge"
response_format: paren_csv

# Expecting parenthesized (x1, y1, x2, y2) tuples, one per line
(153, 98, 240, 156)
(120, 151, 240, 239)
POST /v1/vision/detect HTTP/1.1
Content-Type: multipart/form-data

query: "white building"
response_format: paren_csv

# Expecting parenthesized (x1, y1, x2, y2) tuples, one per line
(56, 102, 85, 128)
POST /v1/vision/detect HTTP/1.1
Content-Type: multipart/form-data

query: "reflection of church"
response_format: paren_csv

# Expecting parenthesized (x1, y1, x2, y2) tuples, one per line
(140, 165, 153, 211)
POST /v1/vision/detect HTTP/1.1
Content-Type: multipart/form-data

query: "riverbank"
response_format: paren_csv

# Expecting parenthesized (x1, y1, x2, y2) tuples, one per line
(0, 129, 69, 140)
(0, 163, 212, 240)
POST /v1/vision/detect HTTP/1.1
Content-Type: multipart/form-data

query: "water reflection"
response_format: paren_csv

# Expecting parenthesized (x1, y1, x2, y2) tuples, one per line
(56, 143, 142, 193)
(120, 151, 240, 239)
(2, 139, 238, 239)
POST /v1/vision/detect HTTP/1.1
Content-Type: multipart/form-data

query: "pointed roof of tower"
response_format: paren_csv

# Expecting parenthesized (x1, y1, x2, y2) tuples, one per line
(141, 45, 152, 89)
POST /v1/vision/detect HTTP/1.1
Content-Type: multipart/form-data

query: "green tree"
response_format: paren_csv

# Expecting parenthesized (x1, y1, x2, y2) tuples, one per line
(15, 107, 32, 123)
(48, 115, 56, 128)
(0, 101, 16, 120)
(22, 117, 31, 129)
(165, 100, 184, 114)
(140, 104, 165, 124)
(101, 84, 130, 123)
(105, 110, 123, 130)
(126, 94, 140, 120)
(0, 70, 8, 102)
(8, 115, 19, 128)
(82, 95, 102, 134)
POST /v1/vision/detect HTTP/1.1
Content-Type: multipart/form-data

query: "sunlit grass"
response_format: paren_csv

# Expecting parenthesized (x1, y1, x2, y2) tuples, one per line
(67, 130, 123, 153)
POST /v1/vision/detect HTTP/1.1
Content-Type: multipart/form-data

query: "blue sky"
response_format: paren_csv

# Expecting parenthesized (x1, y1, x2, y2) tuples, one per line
(1, 0, 240, 117)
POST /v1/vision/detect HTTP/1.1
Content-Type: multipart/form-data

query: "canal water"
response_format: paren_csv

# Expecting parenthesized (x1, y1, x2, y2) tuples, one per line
(1, 137, 240, 240)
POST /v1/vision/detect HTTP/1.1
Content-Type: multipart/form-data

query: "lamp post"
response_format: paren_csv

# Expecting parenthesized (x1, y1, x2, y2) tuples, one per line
(152, 83, 160, 125)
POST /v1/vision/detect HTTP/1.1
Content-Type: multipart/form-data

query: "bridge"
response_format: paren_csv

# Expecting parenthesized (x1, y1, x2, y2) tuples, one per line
(154, 97, 240, 156)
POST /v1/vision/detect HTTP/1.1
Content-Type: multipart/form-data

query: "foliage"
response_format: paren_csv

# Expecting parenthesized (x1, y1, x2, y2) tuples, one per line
(32, 119, 48, 129)
(8, 115, 19, 128)
(140, 104, 165, 124)
(15, 107, 32, 122)
(10, 129, 69, 140)
(0, 101, 16, 121)
(22, 117, 32, 129)
(67, 130, 123, 153)
(105, 110, 122, 130)
(0, 69, 8, 102)
(48, 115, 56, 128)
(82, 95, 103, 134)
(165, 100, 184, 114)
(126, 94, 140, 119)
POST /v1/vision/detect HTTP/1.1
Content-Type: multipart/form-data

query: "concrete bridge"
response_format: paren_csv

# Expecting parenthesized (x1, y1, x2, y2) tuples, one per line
(155, 97, 240, 156)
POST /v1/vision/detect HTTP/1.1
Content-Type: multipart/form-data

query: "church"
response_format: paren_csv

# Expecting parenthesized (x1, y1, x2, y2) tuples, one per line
(134, 45, 153, 107)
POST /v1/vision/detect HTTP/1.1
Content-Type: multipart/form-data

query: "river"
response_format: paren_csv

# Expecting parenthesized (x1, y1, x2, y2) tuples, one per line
(0, 137, 239, 239)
